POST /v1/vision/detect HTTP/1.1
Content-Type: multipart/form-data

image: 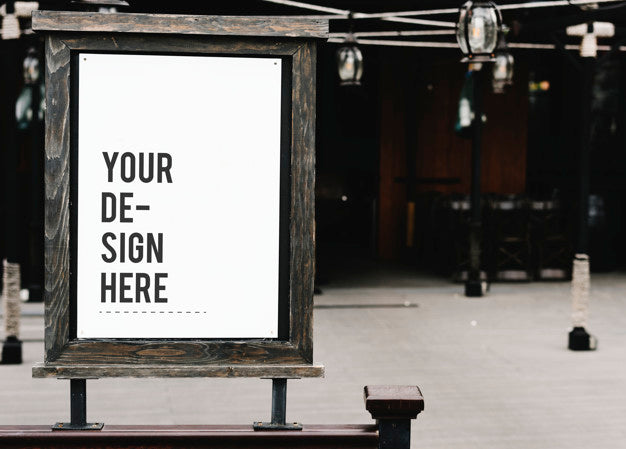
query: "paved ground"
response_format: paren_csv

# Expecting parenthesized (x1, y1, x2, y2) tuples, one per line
(1, 267, 625, 449)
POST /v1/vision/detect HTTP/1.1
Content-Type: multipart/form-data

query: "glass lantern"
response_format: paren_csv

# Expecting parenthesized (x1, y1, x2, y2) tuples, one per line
(336, 36, 363, 86)
(492, 51, 514, 93)
(23, 48, 41, 85)
(456, 1, 502, 62)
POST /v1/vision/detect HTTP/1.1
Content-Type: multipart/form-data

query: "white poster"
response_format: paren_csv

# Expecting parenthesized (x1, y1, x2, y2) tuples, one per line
(76, 53, 283, 339)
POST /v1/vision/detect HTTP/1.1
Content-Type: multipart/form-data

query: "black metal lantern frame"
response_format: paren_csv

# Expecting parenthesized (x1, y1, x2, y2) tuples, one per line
(457, 1, 503, 63)
(336, 12, 364, 86)
(336, 35, 364, 86)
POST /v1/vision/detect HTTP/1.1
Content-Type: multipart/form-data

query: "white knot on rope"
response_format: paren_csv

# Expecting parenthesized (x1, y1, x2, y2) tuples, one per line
(2, 260, 21, 338)
(1, 13, 21, 40)
(571, 253, 590, 328)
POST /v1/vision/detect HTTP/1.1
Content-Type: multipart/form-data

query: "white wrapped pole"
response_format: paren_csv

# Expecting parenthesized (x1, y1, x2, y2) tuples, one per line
(1, 259, 22, 363)
(571, 254, 590, 328)
(568, 254, 596, 350)
(2, 260, 21, 338)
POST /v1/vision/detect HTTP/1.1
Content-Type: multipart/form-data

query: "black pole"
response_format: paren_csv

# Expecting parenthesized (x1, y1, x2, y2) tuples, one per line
(465, 67, 483, 297)
(253, 378, 301, 430)
(1, 32, 24, 364)
(29, 69, 44, 302)
(2, 39, 20, 263)
(577, 56, 594, 256)
(70, 379, 88, 427)
(271, 378, 287, 426)
(53, 379, 103, 430)
(568, 55, 596, 351)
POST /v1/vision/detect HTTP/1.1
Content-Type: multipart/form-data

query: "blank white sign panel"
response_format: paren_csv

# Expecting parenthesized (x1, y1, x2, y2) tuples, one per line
(76, 53, 283, 338)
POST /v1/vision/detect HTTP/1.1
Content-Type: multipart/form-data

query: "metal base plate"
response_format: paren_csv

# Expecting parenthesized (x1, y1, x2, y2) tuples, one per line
(253, 422, 303, 431)
(52, 422, 104, 431)
(464, 280, 484, 297)
(568, 327, 597, 351)
(1, 338, 23, 364)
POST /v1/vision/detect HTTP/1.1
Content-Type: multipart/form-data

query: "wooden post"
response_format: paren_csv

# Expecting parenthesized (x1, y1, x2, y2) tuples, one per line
(364, 385, 424, 449)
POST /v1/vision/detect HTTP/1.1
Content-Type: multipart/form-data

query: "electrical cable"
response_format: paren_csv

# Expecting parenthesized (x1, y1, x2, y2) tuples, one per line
(262, 0, 626, 20)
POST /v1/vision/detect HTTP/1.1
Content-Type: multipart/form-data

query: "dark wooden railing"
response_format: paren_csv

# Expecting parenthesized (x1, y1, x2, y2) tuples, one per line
(0, 385, 423, 449)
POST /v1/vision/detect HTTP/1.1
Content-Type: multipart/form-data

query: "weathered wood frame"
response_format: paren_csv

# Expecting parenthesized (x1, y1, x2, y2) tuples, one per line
(32, 12, 326, 378)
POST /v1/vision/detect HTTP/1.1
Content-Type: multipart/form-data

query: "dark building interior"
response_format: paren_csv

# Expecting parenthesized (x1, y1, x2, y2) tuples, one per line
(3, 1, 626, 299)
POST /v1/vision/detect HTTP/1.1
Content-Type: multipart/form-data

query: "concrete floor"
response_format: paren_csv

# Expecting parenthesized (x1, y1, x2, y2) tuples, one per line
(1, 270, 625, 449)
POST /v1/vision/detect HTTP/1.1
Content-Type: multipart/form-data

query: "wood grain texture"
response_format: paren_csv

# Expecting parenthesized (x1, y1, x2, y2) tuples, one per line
(377, 58, 408, 261)
(40, 31, 319, 376)
(32, 11, 329, 38)
(409, 59, 528, 196)
(364, 385, 424, 420)
(60, 33, 305, 56)
(290, 42, 316, 364)
(377, 57, 528, 262)
(44, 35, 72, 363)
(51, 340, 313, 366)
(32, 363, 325, 378)
(0, 425, 375, 449)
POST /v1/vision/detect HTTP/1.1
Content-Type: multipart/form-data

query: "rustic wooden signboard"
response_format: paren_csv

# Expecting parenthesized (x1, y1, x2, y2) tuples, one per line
(31, 11, 327, 379)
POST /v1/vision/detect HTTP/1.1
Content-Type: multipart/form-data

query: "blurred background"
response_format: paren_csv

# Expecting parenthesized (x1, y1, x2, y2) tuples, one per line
(3, 1, 626, 295)
(1, 2, 626, 448)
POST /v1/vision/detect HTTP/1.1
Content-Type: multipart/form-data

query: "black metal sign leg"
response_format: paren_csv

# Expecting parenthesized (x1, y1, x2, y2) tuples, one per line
(71, 378, 87, 427)
(254, 378, 302, 430)
(52, 379, 104, 430)
(271, 378, 287, 425)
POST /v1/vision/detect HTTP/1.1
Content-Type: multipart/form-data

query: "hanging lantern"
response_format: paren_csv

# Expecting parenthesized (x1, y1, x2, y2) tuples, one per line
(23, 48, 40, 85)
(492, 53, 514, 93)
(337, 35, 363, 86)
(16, 48, 43, 130)
(456, 1, 502, 62)
(492, 32, 513, 94)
